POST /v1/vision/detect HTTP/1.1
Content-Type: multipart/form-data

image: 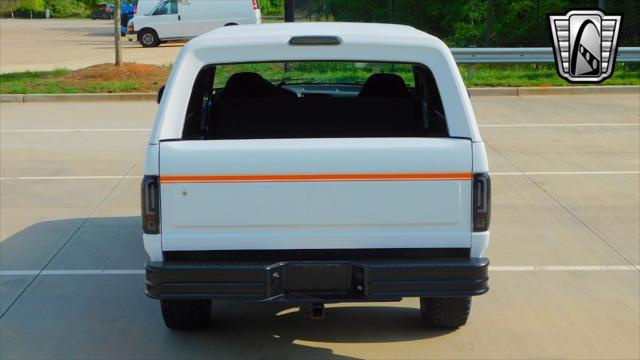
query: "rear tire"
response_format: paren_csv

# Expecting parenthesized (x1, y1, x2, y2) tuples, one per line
(420, 297, 471, 329)
(161, 299, 211, 330)
(138, 28, 160, 47)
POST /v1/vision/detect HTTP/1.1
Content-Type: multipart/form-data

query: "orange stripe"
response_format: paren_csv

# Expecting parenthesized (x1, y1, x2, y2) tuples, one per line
(160, 173, 472, 184)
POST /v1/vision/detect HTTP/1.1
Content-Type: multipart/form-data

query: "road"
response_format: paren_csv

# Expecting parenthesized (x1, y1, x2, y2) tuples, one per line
(0, 19, 182, 73)
(0, 94, 639, 359)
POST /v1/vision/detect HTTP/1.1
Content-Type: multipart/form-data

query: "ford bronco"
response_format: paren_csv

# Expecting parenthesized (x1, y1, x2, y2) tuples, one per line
(142, 22, 491, 330)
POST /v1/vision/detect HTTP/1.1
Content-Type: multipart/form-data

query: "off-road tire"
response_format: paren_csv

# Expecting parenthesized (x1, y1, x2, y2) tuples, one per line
(138, 28, 160, 47)
(161, 299, 211, 330)
(420, 297, 471, 328)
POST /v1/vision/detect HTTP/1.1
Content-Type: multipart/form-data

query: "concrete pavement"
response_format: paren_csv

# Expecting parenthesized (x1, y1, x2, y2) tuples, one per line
(0, 19, 182, 73)
(0, 95, 638, 359)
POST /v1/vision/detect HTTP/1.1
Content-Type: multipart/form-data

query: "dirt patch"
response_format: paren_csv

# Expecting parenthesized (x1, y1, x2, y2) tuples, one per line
(60, 63, 170, 92)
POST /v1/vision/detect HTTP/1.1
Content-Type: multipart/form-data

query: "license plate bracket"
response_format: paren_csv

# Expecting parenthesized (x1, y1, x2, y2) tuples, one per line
(283, 262, 351, 292)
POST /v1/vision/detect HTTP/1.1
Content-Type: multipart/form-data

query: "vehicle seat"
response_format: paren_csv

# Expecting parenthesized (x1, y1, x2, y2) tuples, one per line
(220, 72, 297, 98)
(358, 73, 412, 98)
(220, 72, 275, 98)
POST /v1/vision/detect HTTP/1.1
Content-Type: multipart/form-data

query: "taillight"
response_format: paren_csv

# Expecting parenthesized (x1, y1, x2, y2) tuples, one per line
(252, 0, 259, 10)
(473, 173, 491, 232)
(141, 175, 160, 234)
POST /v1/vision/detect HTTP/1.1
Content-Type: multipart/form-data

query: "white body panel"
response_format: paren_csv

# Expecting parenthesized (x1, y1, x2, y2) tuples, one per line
(132, 0, 261, 41)
(142, 23, 490, 259)
(159, 138, 473, 251)
(134, 0, 160, 16)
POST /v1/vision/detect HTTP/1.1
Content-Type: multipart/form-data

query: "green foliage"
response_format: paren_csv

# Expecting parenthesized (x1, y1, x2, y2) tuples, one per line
(296, 0, 639, 47)
(45, 0, 91, 18)
(16, 0, 44, 15)
(260, 0, 284, 16)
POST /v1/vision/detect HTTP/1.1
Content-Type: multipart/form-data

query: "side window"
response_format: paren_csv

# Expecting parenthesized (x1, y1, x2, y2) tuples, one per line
(152, 0, 177, 15)
(415, 66, 448, 137)
(182, 67, 216, 140)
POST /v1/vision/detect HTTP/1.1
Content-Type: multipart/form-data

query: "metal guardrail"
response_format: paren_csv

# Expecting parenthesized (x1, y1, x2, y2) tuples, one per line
(451, 47, 640, 63)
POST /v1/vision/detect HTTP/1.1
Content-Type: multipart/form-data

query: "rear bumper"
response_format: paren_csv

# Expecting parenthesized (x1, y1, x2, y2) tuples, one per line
(145, 257, 489, 302)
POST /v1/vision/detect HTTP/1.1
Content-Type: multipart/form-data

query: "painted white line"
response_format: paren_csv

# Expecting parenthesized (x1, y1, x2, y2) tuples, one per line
(2, 125, 637, 133)
(0, 270, 145, 276)
(0, 175, 143, 180)
(492, 171, 640, 176)
(479, 123, 639, 127)
(0, 270, 39, 276)
(1, 266, 637, 276)
(2, 172, 638, 181)
(490, 265, 639, 271)
(0, 128, 151, 133)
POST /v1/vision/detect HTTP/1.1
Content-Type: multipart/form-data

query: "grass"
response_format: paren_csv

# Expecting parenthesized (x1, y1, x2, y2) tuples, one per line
(0, 64, 170, 94)
(460, 63, 640, 87)
(0, 69, 142, 94)
(1, 63, 639, 94)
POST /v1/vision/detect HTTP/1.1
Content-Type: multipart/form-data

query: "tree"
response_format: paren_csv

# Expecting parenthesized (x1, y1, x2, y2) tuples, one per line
(113, 0, 122, 66)
(285, 0, 295, 22)
(17, 0, 44, 18)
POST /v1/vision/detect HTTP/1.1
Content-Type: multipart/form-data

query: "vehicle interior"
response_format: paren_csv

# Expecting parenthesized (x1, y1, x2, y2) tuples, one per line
(181, 61, 449, 140)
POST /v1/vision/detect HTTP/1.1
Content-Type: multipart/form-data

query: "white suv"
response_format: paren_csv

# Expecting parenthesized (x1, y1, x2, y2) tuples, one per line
(142, 23, 491, 330)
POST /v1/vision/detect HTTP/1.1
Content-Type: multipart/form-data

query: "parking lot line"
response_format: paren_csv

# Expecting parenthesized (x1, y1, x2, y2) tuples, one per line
(0, 128, 152, 133)
(0, 171, 638, 181)
(1, 265, 638, 276)
(1, 124, 638, 133)
(479, 123, 639, 127)
(0, 176, 143, 180)
(492, 171, 640, 176)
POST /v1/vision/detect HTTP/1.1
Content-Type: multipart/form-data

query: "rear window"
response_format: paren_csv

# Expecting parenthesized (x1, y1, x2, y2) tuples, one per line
(182, 61, 447, 140)
(212, 62, 415, 88)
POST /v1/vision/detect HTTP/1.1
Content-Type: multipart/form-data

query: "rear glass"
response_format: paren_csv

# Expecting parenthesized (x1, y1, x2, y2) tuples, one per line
(212, 61, 415, 88)
(182, 61, 447, 140)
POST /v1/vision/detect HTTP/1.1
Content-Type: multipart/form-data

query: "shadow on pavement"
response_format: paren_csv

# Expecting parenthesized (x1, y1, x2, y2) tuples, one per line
(1, 216, 452, 359)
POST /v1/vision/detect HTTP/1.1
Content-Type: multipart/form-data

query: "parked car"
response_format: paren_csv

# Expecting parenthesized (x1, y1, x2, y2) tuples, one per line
(142, 22, 491, 331)
(127, 0, 261, 47)
(91, 2, 114, 20)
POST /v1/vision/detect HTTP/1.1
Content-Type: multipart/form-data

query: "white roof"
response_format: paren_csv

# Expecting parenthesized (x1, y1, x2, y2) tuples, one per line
(188, 22, 444, 50)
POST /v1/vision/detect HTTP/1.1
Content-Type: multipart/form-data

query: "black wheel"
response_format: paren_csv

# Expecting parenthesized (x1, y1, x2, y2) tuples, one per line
(160, 299, 211, 330)
(420, 297, 471, 329)
(138, 28, 160, 47)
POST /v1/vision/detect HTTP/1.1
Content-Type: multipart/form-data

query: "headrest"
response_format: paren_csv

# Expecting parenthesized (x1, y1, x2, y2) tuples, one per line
(358, 73, 412, 98)
(221, 72, 273, 98)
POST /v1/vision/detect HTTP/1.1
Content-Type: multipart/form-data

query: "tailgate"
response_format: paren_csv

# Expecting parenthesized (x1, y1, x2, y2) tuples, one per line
(159, 138, 472, 251)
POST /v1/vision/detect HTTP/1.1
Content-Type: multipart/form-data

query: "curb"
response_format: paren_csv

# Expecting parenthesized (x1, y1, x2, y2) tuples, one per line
(469, 85, 639, 96)
(1, 86, 638, 102)
(1, 93, 156, 103)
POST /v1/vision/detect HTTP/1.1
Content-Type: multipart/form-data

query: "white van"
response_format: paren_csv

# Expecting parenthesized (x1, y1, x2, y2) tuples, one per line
(127, 0, 261, 47)
(133, 0, 160, 17)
